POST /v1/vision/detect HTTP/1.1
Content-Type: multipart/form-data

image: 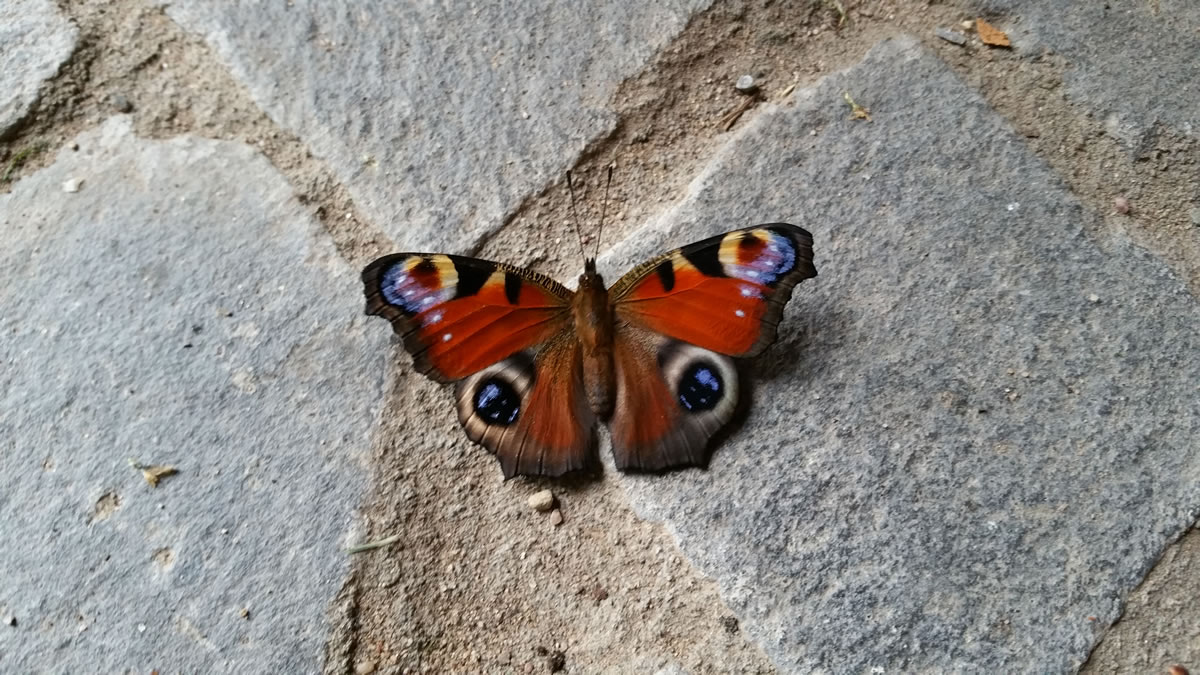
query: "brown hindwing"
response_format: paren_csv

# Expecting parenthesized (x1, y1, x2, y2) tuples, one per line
(609, 325, 740, 472)
(454, 338, 596, 478)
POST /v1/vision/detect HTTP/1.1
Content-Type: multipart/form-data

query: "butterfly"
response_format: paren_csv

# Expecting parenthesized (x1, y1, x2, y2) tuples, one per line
(362, 223, 817, 478)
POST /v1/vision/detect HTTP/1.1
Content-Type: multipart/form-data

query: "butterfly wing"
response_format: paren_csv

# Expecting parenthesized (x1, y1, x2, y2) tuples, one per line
(363, 253, 594, 477)
(609, 325, 740, 471)
(363, 253, 572, 381)
(453, 337, 596, 478)
(609, 223, 817, 357)
(607, 223, 817, 470)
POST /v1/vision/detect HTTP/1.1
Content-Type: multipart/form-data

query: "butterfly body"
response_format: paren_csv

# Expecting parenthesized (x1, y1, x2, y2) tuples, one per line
(572, 260, 616, 419)
(363, 223, 817, 478)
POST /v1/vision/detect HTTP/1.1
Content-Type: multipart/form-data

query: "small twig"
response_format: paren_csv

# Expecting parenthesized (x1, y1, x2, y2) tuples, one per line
(346, 534, 401, 554)
(823, 0, 848, 28)
(720, 95, 760, 131)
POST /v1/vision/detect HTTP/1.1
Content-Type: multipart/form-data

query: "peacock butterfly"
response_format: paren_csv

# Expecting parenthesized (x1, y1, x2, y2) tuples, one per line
(362, 212, 816, 478)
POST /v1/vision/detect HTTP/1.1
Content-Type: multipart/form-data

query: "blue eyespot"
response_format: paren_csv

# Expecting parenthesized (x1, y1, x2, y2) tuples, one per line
(475, 378, 520, 425)
(380, 264, 414, 309)
(757, 235, 796, 285)
(678, 362, 723, 412)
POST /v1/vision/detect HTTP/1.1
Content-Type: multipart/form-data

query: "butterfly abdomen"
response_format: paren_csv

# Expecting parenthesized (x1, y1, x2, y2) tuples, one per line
(572, 260, 616, 420)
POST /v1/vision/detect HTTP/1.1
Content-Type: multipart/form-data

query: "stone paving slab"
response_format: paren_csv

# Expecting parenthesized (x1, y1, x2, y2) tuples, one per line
(0, 117, 387, 671)
(0, 0, 76, 139)
(603, 36, 1200, 673)
(152, 0, 710, 253)
(971, 0, 1200, 152)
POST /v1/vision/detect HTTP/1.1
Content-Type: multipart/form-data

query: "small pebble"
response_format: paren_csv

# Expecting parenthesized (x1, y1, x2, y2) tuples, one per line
(1168, 666, 1189, 675)
(1113, 196, 1130, 214)
(527, 489, 555, 512)
(1088, 294, 1100, 303)
(935, 27, 968, 45)
(547, 650, 566, 673)
(1188, 207, 1200, 226)
(549, 509, 564, 526)
(734, 74, 758, 95)
(961, 19, 975, 31)
(110, 93, 133, 113)
(4, 615, 15, 627)
(62, 178, 82, 193)
(354, 660, 377, 675)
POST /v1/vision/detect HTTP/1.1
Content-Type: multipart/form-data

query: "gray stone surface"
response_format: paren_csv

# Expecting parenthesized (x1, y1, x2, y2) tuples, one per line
(0, 0, 77, 139)
(152, 0, 710, 253)
(1082, 527, 1200, 672)
(971, 0, 1200, 152)
(604, 36, 1200, 673)
(0, 117, 386, 671)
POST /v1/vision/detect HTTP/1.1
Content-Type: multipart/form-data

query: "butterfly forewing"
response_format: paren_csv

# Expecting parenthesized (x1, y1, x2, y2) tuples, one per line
(609, 223, 816, 358)
(363, 253, 594, 477)
(363, 253, 572, 381)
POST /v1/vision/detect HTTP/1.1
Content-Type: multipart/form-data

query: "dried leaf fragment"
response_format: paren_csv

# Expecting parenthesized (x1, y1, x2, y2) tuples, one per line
(346, 534, 401, 554)
(822, 0, 847, 27)
(129, 458, 178, 487)
(843, 92, 871, 121)
(976, 19, 1011, 47)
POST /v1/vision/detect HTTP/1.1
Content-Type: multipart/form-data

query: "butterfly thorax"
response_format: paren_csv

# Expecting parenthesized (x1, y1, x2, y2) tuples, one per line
(572, 259, 616, 420)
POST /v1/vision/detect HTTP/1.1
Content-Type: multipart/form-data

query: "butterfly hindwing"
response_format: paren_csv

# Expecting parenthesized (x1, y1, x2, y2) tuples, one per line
(609, 325, 740, 471)
(609, 223, 817, 358)
(363, 253, 594, 477)
(455, 340, 596, 478)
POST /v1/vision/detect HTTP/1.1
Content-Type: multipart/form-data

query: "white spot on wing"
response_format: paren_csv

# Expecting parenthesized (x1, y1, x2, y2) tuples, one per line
(735, 309, 745, 318)
(442, 333, 453, 342)
(426, 311, 444, 325)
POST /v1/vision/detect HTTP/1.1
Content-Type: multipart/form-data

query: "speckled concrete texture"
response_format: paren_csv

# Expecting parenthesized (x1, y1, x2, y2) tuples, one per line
(0, 118, 386, 671)
(607, 36, 1200, 673)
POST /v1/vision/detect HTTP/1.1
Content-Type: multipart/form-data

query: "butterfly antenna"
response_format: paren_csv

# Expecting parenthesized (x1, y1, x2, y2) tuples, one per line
(595, 163, 613, 259)
(565, 170, 588, 261)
